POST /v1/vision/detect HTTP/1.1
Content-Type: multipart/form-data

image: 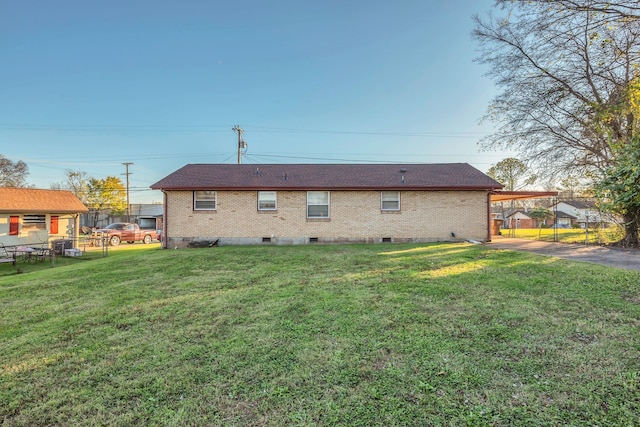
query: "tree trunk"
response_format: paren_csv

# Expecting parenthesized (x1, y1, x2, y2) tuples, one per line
(620, 212, 640, 247)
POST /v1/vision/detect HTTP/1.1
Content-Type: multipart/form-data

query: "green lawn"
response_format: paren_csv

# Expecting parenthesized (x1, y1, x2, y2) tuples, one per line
(1, 243, 639, 426)
(502, 227, 624, 244)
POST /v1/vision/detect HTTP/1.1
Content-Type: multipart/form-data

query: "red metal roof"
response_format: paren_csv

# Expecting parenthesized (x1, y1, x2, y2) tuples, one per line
(150, 163, 503, 191)
(0, 188, 89, 213)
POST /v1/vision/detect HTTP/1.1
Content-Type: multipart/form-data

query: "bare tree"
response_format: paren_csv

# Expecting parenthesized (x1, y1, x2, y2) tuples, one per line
(51, 169, 90, 204)
(0, 155, 30, 187)
(474, 1, 640, 245)
(498, 1, 640, 20)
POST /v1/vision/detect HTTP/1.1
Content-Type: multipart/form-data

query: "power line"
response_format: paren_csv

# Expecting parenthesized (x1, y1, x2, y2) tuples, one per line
(0, 122, 491, 138)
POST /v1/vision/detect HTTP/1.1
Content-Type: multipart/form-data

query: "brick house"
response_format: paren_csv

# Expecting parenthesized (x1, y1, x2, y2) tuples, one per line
(0, 188, 88, 248)
(150, 163, 503, 248)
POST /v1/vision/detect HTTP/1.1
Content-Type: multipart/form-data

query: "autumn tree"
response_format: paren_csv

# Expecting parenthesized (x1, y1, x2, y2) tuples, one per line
(85, 176, 127, 226)
(0, 154, 29, 187)
(474, 1, 640, 245)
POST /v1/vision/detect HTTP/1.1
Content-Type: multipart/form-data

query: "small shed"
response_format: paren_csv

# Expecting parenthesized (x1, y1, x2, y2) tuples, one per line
(0, 188, 88, 248)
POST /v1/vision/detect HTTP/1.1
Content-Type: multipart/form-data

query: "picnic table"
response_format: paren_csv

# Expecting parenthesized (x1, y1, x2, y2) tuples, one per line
(0, 244, 53, 265)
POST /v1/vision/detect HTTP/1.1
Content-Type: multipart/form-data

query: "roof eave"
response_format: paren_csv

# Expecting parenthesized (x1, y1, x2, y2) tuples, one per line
(0, 209, 89, 214)
(152, 186, 502, 191)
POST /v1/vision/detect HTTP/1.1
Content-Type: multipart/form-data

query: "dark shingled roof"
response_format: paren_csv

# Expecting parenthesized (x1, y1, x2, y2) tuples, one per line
(0, 188, 89, 213)
(559, 199, 597, 209)
(151, 163, 503, 191)
(555, 210, 577, 219)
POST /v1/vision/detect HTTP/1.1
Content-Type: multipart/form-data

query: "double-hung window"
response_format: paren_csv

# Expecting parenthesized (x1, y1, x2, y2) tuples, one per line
(381, 191, 400, 211)
(307, 191, 329, 218)
(194, 191, 216, 210)
(258, 191, 277, 210)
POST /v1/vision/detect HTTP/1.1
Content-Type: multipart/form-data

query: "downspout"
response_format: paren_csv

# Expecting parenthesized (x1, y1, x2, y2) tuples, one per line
(74, 214, 79, 249)
(487, 191, 492, 242)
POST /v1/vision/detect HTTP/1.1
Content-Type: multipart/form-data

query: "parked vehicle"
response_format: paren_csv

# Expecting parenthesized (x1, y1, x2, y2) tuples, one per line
(91, 223, 158, 246)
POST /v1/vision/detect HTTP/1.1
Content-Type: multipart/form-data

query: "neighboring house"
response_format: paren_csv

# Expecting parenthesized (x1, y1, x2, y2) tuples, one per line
(150, 163, 503, 248)
(0, 188, 89, 248)
(553, 210, 577, 228)
(505, 211, 535, 229)
(554, 200, 616, 228)
(127, 203, 163, 230)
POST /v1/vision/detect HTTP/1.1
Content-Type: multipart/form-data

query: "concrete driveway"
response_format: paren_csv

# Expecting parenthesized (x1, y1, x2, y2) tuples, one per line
(486, 236, 640, 271)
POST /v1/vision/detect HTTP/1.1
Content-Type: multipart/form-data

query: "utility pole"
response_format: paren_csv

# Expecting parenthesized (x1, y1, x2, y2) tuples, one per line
(122, 162, 133, 222)
(232, 125, 247, 164)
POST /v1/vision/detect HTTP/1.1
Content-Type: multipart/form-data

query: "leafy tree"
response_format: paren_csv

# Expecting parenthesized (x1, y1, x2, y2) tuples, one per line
(0, 154, 29, 187)
(51, 169, 90, 203)
(85, 176, 127, 226)
(474, 1, 640, 245)
(595, 138, 640, 246)
(529, 207, 552, 238)
(530, 207, 552, 232)
(487, 158, 536, 191)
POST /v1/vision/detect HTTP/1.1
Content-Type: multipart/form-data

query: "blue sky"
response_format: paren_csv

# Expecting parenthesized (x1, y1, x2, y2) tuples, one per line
(1, 0, 512, 203)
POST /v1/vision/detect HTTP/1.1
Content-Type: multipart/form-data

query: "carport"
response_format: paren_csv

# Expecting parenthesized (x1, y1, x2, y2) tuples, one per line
(489, 190, 559, 241)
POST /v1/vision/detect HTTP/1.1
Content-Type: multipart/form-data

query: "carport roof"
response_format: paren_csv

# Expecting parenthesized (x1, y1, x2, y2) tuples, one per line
(491, 190, 558, 202)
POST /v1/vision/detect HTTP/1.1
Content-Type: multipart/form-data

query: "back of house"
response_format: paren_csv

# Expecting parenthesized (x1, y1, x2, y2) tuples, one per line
(151, 163, 503, 248)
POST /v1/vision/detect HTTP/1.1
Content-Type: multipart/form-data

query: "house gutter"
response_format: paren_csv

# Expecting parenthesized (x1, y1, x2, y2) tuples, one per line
(162, 190, 168, 249)
(152, 186, 504, 192)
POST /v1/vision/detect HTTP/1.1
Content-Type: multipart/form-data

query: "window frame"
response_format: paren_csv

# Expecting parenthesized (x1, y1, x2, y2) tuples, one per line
(381, 191, 401, 211)
(307, 191, 330, 218)
(257, 191, 277, 211)
(193, 190, 217, 211)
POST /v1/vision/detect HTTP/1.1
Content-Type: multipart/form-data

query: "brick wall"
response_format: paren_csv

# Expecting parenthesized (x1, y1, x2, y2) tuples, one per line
(164, 190, 489, 247)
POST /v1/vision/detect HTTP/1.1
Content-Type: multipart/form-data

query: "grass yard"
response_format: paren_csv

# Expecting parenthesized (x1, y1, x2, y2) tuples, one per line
(1, 243, 639, 426)
(502, 227, 624, 245)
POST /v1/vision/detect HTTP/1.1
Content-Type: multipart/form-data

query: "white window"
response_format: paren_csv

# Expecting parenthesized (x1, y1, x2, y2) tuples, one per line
(258, 191, 277, 210)
(194, 191, 216, 210)
(307, 191, 329, 218)
(381, 191, 400, 211)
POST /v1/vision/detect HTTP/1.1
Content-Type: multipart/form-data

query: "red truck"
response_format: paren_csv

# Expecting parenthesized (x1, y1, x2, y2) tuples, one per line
(92, 223, 159, 246)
